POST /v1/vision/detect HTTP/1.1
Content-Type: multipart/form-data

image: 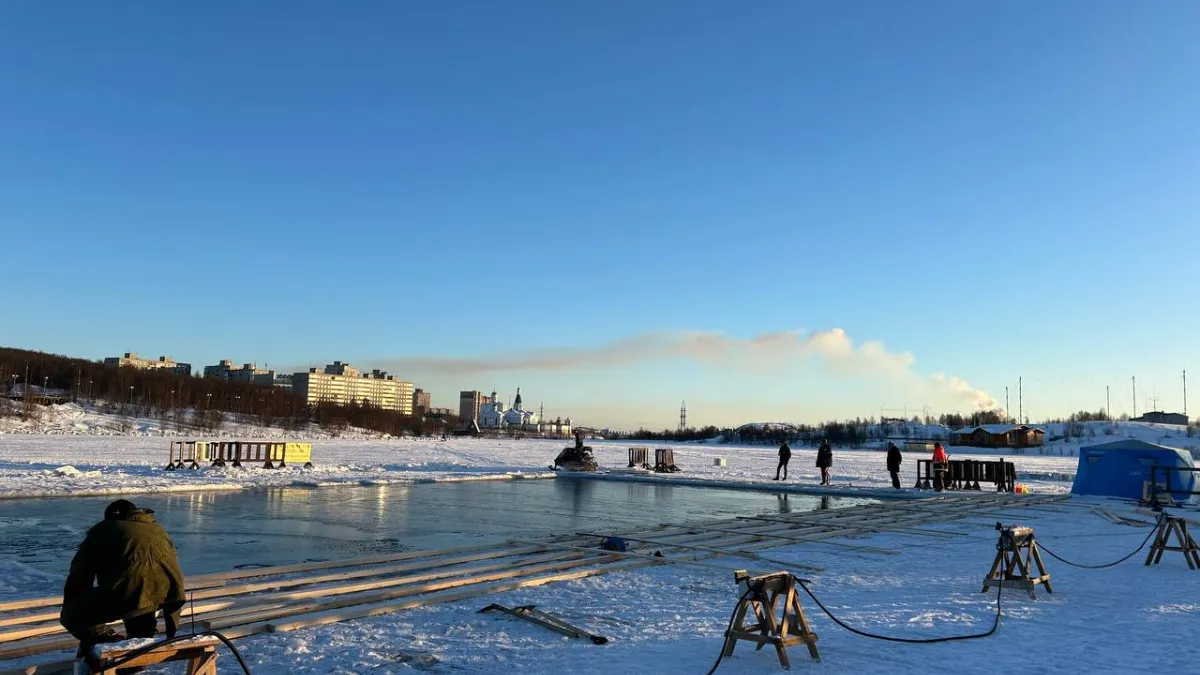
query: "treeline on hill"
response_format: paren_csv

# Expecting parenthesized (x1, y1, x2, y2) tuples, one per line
(0, 348, 453, 437)
(618, 408, 1026, 446)
(617, 423, 871, 446)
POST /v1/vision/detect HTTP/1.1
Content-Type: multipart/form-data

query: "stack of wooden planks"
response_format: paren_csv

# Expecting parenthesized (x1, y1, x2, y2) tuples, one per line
(0, 492, 1068, 675)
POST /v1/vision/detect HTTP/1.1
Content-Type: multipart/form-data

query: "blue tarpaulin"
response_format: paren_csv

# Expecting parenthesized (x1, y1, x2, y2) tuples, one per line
(1071, 440, 1197, 502)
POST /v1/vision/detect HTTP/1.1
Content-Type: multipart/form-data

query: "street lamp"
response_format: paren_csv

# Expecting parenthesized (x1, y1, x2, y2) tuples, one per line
(206, 393, 212, 409)
(129, 386, 135, 406)
(87, 380, 93, 401)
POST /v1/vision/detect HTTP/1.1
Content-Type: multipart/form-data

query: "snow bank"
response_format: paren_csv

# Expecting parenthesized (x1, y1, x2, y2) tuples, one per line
(0, 435, 1081, 501)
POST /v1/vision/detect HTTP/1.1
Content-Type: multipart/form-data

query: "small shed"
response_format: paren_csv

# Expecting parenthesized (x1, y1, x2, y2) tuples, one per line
(1071, 439, 1197, 502)
(1132, 411, 1189, 426)
(950, 425, 1045, 448)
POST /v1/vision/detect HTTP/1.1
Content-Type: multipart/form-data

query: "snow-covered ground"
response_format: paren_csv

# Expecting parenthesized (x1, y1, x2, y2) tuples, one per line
(0, 400, 384, 439)
(5, 402, 1197, 501)
(3, 496, 1196, 674)
(1, 410, 1198, 674)
(0, 435, 1084, 501)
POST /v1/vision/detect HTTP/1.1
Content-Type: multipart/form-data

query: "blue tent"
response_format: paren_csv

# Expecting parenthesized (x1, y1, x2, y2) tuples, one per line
(1071, 439, 1197, 502)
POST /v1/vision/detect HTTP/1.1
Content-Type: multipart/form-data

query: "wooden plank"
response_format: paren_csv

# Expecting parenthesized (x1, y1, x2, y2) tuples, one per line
(0, 544, 561, 626)
(265, 559, 656, 633)
(0, 613, 58, 630)
(736, 514, 963, 538)
(199, 553, 626, 633)
(186, 545, 553, 602)
(0, 550, 585, 646)
(652, 524, 899, 555)
(506, 538, 768, 576)
(571, 533, 824, 572)
(207, 550, 587, 613)
(187, 540, 540, 583)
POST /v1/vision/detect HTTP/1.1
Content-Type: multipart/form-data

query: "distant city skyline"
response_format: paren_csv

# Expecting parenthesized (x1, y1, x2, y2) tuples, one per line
(1, 3, 1196, 429)
(17, 339, 1191, 431)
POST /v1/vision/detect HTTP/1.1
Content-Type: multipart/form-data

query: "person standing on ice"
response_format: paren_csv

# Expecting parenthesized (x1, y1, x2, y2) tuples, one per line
(774, 441, 792, 480)
(931, 442, 949, 491)
(816, 440, 833, 486)
(60, 500, 186, 655)
(886, 441, 903, 489)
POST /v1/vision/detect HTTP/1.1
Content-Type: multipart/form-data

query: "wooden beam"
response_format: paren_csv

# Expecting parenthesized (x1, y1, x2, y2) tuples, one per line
(0, 550, 586, 645)
(0, 543, 574, 626)
(571, 533, 824, 572)
(506, 538, 768, 576)
(736, 514, 964, 538)
(264, 559, 657, 634)
(198, 553, 626, 634)
(646, 524, 899, 555)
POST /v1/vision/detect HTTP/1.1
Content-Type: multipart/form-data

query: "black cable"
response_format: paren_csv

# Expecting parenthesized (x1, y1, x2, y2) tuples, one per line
(1035, 514, 1162, 570)
(794, 571, 1003, 645)
(98, 630, 253, 675)
(702, 589, 752, 675)
(704, 560, 1004, 673)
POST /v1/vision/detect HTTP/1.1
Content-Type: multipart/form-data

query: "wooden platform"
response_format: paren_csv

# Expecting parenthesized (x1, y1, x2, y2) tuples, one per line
(0, 492, 1068, 674)
(95, 637, 221, 675)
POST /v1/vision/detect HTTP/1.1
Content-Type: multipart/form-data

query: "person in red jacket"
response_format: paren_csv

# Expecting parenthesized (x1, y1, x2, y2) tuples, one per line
(931, 442, 949, 491)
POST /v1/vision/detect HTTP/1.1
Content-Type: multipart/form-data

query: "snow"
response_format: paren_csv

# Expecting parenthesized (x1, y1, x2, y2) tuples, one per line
(0, 434, 1085, 501)
(10, 499, 1195, 674)
(217, 499, 1200, 675)
(1, 419, 1198, 673)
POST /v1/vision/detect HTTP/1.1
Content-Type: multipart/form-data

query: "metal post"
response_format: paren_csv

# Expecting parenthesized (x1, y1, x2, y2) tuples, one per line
(1018, 377, 1022, 425)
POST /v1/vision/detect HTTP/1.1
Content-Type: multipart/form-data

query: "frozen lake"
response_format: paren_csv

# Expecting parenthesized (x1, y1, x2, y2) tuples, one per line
(0, 478, 871, 576)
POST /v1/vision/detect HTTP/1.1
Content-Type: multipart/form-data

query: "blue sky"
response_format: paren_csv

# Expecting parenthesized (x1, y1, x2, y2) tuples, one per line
(1, 2, 1197, 428)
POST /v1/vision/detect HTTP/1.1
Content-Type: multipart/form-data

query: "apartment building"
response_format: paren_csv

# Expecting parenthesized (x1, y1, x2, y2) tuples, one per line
(293, 362, 414, 414)
(104, 352, 192, 376)
(459, 390, 487, 423)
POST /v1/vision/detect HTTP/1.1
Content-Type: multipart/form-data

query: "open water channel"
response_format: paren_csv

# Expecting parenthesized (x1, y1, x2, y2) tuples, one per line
(0, 478, 871, 577)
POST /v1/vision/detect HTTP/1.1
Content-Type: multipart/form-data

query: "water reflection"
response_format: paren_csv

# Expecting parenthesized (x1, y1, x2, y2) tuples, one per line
(0, 481, 874, 577)
(553, 477, 596, 515)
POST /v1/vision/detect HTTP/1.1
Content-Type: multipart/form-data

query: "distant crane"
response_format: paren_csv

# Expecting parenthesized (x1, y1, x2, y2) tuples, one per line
(679, 401, 688, 432)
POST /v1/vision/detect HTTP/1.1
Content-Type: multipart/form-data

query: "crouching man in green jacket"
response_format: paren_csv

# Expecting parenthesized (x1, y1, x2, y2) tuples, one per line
(59, 499, 187, 650)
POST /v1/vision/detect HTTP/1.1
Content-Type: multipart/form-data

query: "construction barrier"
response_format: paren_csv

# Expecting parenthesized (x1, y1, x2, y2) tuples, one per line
(166, 440, 313, 470)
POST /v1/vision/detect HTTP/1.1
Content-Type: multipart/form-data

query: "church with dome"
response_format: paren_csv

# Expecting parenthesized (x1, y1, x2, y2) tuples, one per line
(477, 388, 572, 436)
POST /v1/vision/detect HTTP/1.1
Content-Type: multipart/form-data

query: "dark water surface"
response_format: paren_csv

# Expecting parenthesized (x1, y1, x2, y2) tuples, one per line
(0, 478, 869, 576)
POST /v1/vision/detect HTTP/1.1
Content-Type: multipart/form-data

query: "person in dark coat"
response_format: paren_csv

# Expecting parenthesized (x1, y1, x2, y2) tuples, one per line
(815, 440, 833, 485)
(60, 500, 186, 649)
(774, 441, 792, 480)
(886, 441, 903, 489)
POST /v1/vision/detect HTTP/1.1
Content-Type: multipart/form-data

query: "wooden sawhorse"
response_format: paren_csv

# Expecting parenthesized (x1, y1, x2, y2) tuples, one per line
(94, 636, 220, 675)
(723, 572, 820, 669)
(1145, 515, 1200, 570)
(983, 526, 1052, 600)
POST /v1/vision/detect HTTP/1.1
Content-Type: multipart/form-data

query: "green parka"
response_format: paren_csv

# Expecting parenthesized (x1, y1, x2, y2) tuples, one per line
(61, 508, 186, 625)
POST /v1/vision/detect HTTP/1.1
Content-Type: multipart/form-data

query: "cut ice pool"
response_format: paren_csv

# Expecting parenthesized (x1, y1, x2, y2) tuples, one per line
(0, 478, 874, 577)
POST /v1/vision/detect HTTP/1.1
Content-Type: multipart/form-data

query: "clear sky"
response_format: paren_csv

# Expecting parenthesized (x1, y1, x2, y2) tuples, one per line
(2, 2, 1197, 429)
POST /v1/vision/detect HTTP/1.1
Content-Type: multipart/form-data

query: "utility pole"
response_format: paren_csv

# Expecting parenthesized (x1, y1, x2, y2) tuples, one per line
(1184, 370, 1188, 416)
(1106, 386, 1110, 421)
(1005, 387, 1010, 423)
(1132, 376, 1137, 418)
(1018, 377, 1022, 425)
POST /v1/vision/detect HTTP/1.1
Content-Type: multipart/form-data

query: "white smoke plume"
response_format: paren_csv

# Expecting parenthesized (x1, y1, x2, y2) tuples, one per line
(372, 328, 997, 410)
